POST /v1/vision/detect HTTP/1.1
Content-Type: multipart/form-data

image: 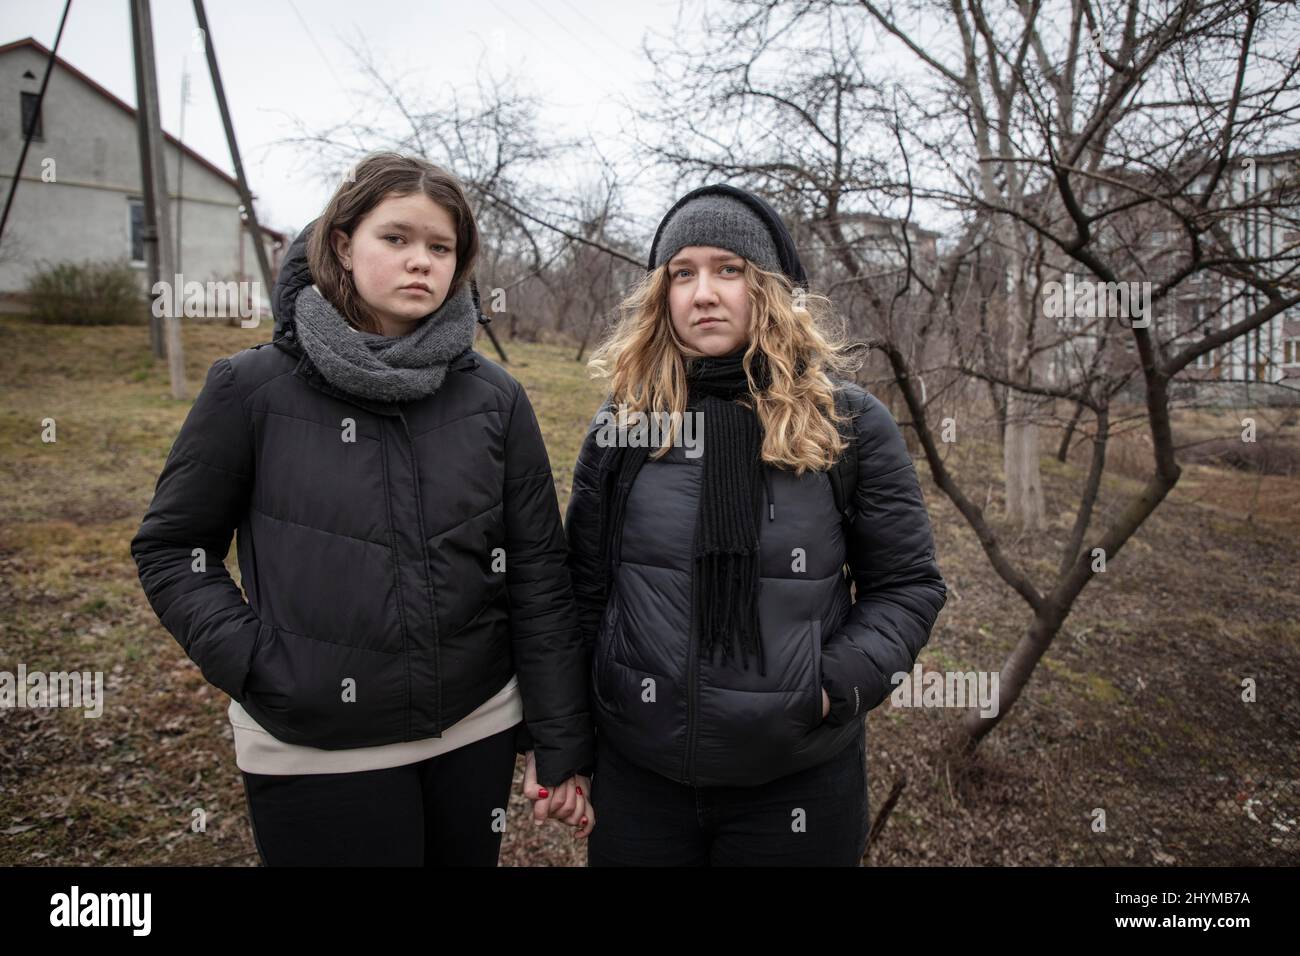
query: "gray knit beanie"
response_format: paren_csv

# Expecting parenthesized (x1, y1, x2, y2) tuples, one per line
(652, 194, 781, 272)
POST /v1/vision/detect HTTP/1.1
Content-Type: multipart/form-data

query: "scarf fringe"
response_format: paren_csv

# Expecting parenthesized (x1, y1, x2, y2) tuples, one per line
(599, 348, 771, 677)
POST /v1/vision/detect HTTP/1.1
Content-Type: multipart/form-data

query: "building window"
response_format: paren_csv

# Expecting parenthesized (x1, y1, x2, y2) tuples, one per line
(1283, 338, 1300, 367)
(1194, 331, 1222, 370)
(1161, 314, 1178, 342)
(20, 91, 43, 141)
(128, 198, 145, 265)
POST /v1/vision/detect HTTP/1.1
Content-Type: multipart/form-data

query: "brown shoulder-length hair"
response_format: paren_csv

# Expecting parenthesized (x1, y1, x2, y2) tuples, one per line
(307, 152, 480, 333)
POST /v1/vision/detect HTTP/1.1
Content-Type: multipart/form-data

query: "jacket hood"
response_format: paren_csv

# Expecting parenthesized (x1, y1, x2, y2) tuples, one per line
(271, 220, 315, 340)
(646, 183, 808, 285)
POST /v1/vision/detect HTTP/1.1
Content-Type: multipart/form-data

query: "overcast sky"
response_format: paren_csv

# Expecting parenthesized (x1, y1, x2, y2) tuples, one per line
(3, 0, 685, 235)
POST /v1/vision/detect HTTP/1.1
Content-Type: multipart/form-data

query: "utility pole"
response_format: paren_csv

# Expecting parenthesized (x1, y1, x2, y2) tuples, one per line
(176, 67, 189, 274)
(0, 0, 72, 250)
(192, 0, 274, 306)
(130, 0, 161, 358)
(130, 0, 185, 397)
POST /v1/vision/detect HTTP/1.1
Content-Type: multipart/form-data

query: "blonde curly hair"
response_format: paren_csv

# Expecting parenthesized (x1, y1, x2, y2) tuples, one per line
(587, 260, 863, 474)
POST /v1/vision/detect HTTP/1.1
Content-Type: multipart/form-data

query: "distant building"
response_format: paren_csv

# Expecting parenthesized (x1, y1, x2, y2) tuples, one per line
(1175, 149, 1300, 392)
(0, 37, 285, 314)
(1042, 148, 1300, 402)
(834, 212, 940, 272)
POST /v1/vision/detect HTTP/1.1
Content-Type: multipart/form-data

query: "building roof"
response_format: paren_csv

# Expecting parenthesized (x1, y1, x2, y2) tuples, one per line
(1, 36, 286, 244)
(834, 211, 941, 240)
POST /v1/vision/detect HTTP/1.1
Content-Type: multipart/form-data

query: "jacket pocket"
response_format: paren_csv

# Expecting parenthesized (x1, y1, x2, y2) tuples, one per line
(240, 521, 264, 620)
(242, 624, 289, 705)
(237, 621, 272, 702)
(592, 596, 620, 710)
(240, 625, 407, 747)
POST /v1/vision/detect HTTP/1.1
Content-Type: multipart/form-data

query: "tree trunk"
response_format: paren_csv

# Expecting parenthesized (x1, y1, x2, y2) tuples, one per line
(1003, 396, 1046, 528)
(1001, 259, 1046, 529)
(946, 607, 1062, 756)
(1057, 400, 1085, 463)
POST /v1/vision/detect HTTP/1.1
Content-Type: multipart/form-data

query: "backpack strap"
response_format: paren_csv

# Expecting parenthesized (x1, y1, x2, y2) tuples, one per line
(828, 386, 860, 533)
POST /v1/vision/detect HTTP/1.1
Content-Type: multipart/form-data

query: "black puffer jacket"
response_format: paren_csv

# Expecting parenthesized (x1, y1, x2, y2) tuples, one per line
(565, 185, 947, 787)
(131, 226, 594, 787)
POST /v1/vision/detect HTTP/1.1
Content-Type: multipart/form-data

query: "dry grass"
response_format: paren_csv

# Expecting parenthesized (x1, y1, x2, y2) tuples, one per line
(1, 315, 1296, 866)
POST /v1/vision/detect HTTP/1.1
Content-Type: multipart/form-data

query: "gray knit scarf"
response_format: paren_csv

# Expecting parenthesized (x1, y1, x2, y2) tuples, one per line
(292, 281, 480, 403)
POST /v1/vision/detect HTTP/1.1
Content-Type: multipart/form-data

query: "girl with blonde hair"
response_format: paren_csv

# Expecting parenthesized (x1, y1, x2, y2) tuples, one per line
(561, 184, 946, 866)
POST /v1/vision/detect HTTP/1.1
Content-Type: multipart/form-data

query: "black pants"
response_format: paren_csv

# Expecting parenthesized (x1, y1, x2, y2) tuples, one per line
(240, 724, 519, 866)
(587, 725, 869, 866)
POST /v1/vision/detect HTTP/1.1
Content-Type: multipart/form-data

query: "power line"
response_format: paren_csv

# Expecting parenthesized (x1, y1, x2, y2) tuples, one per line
(0, 0, 73, 245)
(285, 0, 346, 93)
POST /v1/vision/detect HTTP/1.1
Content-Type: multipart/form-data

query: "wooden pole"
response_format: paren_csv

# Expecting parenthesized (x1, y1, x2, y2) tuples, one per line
(192, 0, 274, 304)
(129, 0, 161, 357)
(0, 0, 72, 247)
(130, 0, 186, 398)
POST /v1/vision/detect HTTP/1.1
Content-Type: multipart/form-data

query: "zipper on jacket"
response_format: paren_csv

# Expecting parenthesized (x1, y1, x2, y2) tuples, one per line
(811, 618, 823, 725)
(683, 444, 704, 785)
(397, 409, 442, 735)
(683, 585, 700, 785)
(377, 424, 414, 740)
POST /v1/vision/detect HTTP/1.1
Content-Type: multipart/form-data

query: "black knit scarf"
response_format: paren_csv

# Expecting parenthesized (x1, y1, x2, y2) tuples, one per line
(599, 346, 773, 675)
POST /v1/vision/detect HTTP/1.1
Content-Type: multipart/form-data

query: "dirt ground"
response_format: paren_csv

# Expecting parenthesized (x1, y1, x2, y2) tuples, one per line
(1, 316, 1296, 866)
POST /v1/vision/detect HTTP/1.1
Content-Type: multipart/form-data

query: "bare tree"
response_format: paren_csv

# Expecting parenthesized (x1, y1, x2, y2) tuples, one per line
(636, 0, 951, 428)
(277, 40, 642, 342)
(641, 0, 1300, 757)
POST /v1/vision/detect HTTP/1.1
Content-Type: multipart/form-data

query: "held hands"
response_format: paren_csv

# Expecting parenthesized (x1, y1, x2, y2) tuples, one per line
(519, 696, 828, 838)
(522, 750, 595, 839)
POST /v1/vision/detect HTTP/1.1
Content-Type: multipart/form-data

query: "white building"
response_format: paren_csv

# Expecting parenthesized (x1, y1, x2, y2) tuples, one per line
(1041, 149, 1300, 402)
(0, 37, 285, 313)
(1184, 149, 1300, 390)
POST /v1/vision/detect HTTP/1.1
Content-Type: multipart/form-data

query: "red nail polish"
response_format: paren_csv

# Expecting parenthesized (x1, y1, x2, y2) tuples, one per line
(580, 817, 588, 826)
(538, 787, 548, 798)
(576, 785, 583, 796)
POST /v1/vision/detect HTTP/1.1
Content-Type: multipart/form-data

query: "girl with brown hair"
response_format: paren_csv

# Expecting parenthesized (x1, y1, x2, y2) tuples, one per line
(133, 152, 595, 865)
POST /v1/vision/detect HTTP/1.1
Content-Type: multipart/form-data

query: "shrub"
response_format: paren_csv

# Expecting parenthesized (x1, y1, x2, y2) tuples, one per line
(26, 258, 147, 325)
(1180, 434, 1300, 476)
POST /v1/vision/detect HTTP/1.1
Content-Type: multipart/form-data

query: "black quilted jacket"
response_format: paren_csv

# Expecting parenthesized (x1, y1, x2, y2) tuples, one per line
(566, 384, 947, 787)
(565, 184, 947, 787)
(130, 227, 594, 787)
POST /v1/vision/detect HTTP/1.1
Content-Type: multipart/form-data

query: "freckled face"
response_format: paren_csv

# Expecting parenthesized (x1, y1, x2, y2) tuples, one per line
(666, 246, 752, 357)
(331, 192, 458, 336)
